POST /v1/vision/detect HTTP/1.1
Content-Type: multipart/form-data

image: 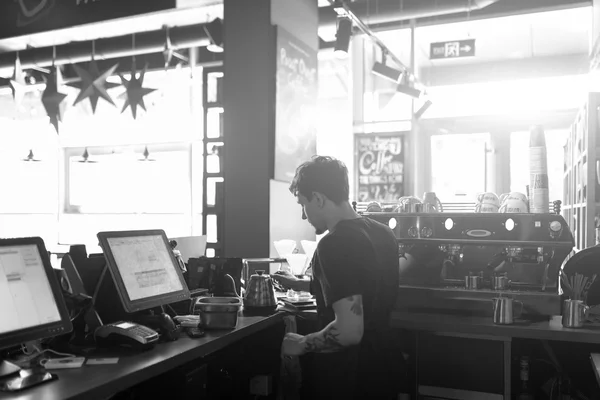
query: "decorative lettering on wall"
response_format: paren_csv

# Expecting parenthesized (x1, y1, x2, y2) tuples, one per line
(355, 134, 406, 202)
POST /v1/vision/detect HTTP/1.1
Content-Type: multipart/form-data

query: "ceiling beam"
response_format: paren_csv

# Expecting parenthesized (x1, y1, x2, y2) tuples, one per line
(361, 0, 590, 32)
(419, 108, 578, 134)
(419, 53, 589, 86)
(0, 22, 213, 77)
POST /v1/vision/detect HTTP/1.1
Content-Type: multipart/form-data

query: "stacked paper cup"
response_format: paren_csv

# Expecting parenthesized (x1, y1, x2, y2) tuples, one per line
(529, 125, 549, 214)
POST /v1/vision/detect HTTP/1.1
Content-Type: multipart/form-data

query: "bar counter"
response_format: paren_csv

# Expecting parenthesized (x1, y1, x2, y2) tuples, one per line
(391, 311, 600, 343)
(0, 313, 284, 400)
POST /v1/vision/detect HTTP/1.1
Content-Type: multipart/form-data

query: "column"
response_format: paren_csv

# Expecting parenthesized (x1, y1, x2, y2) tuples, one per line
(223, 0, 318, 258)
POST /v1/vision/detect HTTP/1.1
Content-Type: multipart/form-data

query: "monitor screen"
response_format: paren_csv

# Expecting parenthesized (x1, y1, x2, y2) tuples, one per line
(107, 235, 184, 301)
(0, 238, 72, 350)
(97, 230, 190, 313)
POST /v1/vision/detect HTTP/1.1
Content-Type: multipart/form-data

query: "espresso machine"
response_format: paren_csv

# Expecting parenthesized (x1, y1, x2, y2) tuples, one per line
(362, 210, 574, 319)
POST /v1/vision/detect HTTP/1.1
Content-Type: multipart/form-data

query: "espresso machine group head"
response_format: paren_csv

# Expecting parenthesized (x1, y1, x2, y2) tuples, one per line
(363, 211, 574, 319)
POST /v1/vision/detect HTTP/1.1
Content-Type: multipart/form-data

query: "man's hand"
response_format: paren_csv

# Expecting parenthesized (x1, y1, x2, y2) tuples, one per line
(282, 332, 307, 356)
(272, 270, 299, 288)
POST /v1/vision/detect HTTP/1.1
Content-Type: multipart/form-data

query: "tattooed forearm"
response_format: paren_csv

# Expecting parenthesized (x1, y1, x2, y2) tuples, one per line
(304, 324, 345, 353)
(348, 296, 363, 316)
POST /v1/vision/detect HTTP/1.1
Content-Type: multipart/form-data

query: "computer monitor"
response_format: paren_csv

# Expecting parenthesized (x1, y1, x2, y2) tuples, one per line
(0, 237, 73, 376)
(96, 230, 190, 314)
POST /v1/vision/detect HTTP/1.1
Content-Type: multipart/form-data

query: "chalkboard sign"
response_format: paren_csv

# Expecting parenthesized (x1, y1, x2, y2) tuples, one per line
(355, 133, 405, 202)
(274, 27, 318, 183)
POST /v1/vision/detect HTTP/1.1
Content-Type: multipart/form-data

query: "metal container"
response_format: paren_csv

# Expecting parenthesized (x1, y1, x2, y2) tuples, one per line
(493, 273, 511, 291)
(492, 297, 523, 325)
(465, 274, 482, 290)
(243, 270, 278, 311)
(193, 297, 242, 329)
(562, 299, 589, 328)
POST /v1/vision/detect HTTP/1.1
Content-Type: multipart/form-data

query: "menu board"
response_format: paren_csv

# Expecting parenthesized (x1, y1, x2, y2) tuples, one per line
(274, 27, 318, 183)
(356, 134, 405, 202)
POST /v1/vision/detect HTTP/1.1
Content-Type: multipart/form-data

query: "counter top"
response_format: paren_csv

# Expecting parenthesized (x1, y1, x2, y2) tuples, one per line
(0, 313, 284, 400)
(391, 311, 600, 343)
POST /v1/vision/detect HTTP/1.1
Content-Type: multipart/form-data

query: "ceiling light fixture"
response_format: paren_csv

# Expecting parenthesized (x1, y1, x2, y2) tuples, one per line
(330, 0, 429, 96)
(138, 146, 156, 162)
(204, 18, 224, 53)
(415, 99, 433, 119)
(78, 148, 98, 163)
(23, 149, 41, 162)
(334, 16, 353, 59)
(372, 60, 402, 83)
(396, 73, 422, 98)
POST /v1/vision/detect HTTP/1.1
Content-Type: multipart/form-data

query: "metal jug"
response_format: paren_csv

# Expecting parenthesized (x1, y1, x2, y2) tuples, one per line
(493, 273, 511, 290)
(562, 299, 589, 328)
(243, 270, 278, 311)
(492, 297, 523, 325)
(422, 192, 443, 213)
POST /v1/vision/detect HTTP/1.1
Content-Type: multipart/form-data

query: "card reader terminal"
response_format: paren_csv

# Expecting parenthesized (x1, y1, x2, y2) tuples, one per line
(94, 322, 159, 350)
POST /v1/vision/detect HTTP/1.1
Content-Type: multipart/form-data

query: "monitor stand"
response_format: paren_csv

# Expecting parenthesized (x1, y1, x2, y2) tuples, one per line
(0, 359, 20, 378)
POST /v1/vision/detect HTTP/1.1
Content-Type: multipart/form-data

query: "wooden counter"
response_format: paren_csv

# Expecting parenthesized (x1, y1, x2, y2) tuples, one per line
(391, 311, 600, 343)
(0, 313, 284, 400)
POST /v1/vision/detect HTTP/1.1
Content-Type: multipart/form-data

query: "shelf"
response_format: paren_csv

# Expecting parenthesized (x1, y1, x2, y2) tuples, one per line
(563, 93, 600, 249)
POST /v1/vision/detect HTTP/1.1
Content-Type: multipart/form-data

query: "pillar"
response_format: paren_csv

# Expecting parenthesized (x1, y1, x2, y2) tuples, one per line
(223, 0, 318, 258)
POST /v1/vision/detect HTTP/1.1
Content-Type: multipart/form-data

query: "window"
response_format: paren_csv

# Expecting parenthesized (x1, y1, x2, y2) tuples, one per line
(431, 133, 490, 201)
(0, 65, 204, 249)
(65, 144, 191, 214)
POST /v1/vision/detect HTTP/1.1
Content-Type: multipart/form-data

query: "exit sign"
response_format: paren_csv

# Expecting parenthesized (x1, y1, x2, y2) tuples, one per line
(430, 39, 476, 60)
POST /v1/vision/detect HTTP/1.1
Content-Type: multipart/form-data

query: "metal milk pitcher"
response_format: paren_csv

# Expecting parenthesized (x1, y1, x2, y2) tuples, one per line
(562, 299, 589, 328)
(492, 297, 523, 325)
(493, 273, 511, 290)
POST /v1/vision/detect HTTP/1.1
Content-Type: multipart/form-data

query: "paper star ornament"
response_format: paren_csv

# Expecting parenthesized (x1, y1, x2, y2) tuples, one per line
(10, 55, 27, 107)
(42, 66, 68, 134)
(69, 60, 119, 113)
(120, 61, 156, 119)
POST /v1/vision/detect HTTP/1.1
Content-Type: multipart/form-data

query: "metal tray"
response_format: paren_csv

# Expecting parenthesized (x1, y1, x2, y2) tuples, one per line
(194, 297, 242, 313)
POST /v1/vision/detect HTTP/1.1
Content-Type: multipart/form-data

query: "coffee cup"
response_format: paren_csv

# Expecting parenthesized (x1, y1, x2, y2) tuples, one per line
(475, 192, 500, 213)
(499, 192, 529, 213)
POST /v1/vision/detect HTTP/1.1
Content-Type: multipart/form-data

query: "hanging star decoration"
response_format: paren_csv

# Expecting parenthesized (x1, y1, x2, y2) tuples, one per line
(68, 60, 120, 113)
(162, 28, 188, 69)
(9, 54, 27, 107)
(41, 66, 68, 134)
(120, 59, 156, 119)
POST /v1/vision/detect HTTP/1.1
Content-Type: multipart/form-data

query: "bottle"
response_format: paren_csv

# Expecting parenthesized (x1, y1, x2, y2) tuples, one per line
(516, 356, 535, 400)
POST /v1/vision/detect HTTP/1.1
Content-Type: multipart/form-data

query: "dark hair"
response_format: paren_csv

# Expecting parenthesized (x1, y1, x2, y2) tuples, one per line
(289, 156, 349, 204)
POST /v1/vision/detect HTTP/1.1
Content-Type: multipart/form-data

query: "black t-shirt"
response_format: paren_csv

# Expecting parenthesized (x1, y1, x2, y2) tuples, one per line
(304, 217, 401, 399)
(311, 216, 399, 335)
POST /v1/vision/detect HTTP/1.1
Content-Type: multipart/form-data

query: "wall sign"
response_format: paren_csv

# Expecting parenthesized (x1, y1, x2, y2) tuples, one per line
(355, 133, 405, 203)
(430, 39, 476, 60)
(0, 0, 176, 40)
(274, 26, 318, 183)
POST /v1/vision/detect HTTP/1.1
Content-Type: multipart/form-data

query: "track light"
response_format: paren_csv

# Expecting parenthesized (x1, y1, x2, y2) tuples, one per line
(415, 99, 433, 119)
(397, 73, 422, 98)
(204, 18, 223, 53)
(371, 61, 402, 83)
(334, 17, 352, 59)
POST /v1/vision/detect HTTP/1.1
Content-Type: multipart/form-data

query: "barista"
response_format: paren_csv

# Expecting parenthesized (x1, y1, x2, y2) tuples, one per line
(273, 156, 404, 400)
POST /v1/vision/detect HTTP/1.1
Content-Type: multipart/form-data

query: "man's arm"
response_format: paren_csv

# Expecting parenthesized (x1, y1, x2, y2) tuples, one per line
(272, 272, 311, 292)
(302, 294, 364, 353)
